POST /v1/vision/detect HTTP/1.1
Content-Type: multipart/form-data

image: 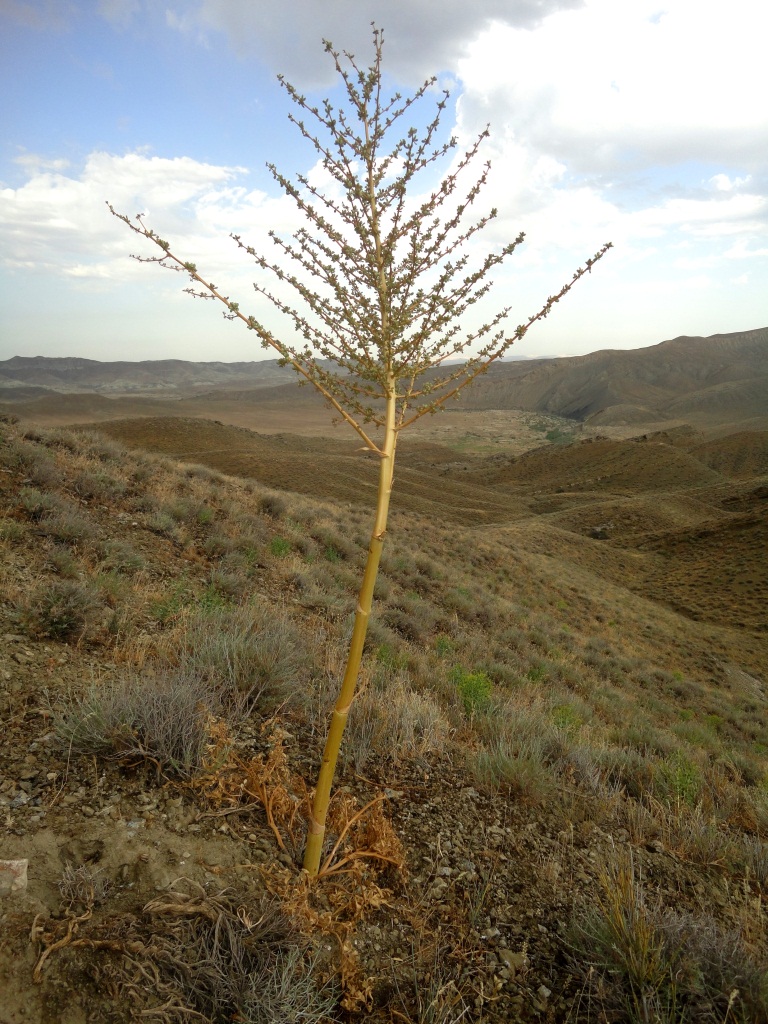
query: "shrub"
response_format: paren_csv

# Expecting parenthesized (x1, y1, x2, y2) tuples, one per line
(39, 507, 98, 546)
(453, 669, 492, 716)
(203, 532, 238, 558)
(344, 675, 449, 771)
(45, 545, 80, 579)
(21, 580, 104, 641)
(74, 431, 126, 463)
(434, 635, 454, 658)
(53, 672, 215, 776)
(470, 738, 554, 804)
(72, 469, 128, 502)
(150, 580, 193, 624)
(260, 493, 287, 518)
(571, 855, 768, 1024)
(1, 438, 47, 473)
(270, 536, 292, 557)
(111, 880, 335, 1023)
(208, 568, 245, 600)
(26, 457, 63, 489)
(166, 603, 310, 715)
(374, 641, 409, 672)
(19, 486, 61, 521)
(146, 511, 180, 539)
(654, 751, 703, 807)
(0, 517, 26, 543)
(98, 539, 145, 574)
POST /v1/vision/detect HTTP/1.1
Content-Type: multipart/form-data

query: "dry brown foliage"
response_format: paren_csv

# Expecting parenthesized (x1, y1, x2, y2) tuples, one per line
(186, 720, 405, 1012)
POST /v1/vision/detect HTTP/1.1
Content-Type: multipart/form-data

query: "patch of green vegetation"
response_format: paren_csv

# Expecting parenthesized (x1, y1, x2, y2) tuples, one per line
(150, 579, 193, 623)
(545, 427, 575, 445)
(198, 584, 230, 611)
(270, 536, 292, 557)
(453, 668, 492, 716)
(375, 642, 408, 671)
(552, 703, 583, 732)
(434, 635, 454, 658)
(655, 751, 702, 806)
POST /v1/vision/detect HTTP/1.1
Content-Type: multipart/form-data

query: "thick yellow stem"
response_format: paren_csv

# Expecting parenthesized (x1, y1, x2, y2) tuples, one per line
(303, 386, 397, 876)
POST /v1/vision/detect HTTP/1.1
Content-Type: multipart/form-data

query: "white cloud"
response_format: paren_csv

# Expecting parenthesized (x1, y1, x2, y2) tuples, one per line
(710, 174, 751, 193)
(455, 0, 768, 173)
(163, 0, 585, 85)
(0, 151, 254, 275)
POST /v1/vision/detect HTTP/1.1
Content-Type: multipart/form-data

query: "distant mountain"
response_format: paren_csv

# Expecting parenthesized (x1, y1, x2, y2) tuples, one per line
(0, 356, 295, 394)
(1, 328, 766, 428)
(456, 327, 768, 425)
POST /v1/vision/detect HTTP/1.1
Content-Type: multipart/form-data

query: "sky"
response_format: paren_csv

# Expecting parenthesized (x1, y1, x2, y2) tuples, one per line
(1, 0, 767, 364)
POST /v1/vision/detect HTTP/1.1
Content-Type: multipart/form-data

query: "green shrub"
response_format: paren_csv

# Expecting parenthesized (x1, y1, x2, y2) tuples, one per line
(374, 641, 408, 672)
(551, 702, 584, 732)
(434, 635, 454, 658)
(655, 751, 703, 807)
(270, 536, 292, 557)
(150, 580, 193, 623)
(453, 669, 492, 716)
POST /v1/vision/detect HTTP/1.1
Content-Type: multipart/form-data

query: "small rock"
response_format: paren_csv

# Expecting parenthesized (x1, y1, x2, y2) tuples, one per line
(428, 878, 449, 898)
(538, 984, 552, 1001)
(498, 949, 528, 973)
(0, 859, 28, 896)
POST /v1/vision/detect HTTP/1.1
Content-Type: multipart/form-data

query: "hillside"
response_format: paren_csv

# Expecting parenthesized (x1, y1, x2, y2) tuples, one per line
(2, 327, 766, 434)
(0, 411, 766, 1023)
(457, 327, 768, 426)
(0, 355, 295, 394)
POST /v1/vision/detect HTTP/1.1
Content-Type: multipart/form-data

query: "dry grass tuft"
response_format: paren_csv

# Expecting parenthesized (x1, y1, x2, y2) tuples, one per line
(571, 853, 768, 1023)
(52, 672, 219, 777)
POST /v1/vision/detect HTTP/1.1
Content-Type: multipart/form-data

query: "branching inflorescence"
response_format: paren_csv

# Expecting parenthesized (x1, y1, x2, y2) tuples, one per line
(110, 26, 611, 875)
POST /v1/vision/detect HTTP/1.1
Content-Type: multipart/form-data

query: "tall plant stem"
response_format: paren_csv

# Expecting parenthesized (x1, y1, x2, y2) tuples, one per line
(303, 382, 397, 876)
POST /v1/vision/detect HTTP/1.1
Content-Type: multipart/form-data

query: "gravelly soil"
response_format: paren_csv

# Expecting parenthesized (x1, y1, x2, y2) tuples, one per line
(1, 618, 764, 1023)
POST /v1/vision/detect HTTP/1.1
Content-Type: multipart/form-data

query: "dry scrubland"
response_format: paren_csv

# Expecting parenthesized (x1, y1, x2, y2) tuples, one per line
(0, 413, 767, 1023)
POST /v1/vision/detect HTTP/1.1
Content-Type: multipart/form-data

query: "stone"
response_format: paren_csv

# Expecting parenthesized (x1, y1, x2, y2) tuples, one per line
(498, 948, 528, 975)
(0, 859, 28, 896)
